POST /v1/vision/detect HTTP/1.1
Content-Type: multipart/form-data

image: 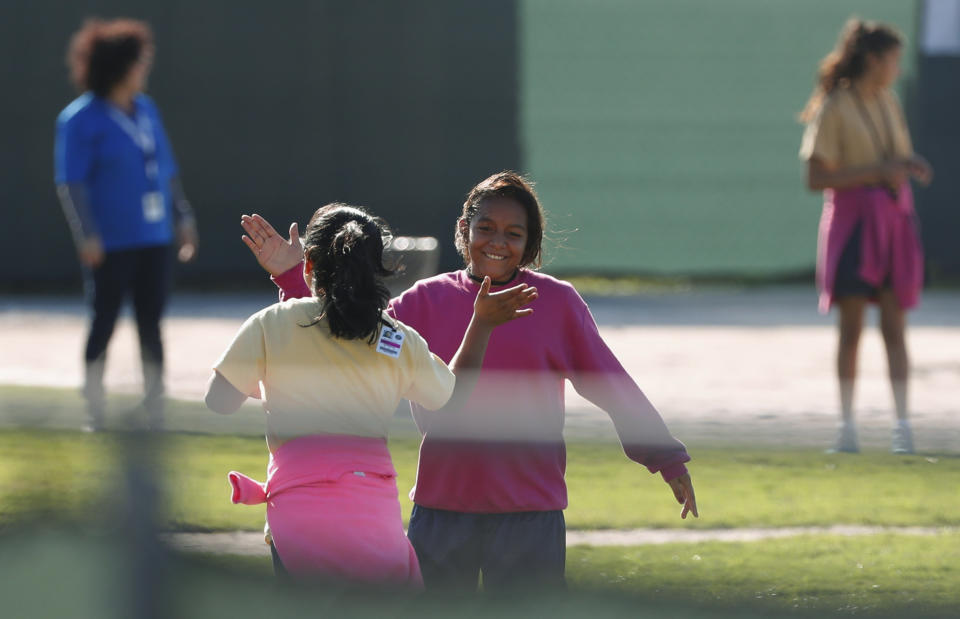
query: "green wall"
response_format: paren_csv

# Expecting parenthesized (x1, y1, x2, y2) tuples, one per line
(521, 0, 917, 276)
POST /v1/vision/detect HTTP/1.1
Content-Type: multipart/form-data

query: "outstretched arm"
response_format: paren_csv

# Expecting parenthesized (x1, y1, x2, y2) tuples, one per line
(567, 300, 697, 519)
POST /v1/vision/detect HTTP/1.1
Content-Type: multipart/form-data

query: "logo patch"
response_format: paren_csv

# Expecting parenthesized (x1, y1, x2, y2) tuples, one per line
(376, 325, 405, 359)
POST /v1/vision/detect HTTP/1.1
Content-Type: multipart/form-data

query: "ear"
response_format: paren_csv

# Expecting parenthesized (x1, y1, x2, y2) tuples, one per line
(457, 217, 470, 239)
(302, 257, 314, 291)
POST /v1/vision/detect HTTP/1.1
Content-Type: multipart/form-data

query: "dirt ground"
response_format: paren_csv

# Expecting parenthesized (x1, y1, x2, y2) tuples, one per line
(2, 285, 958, 452)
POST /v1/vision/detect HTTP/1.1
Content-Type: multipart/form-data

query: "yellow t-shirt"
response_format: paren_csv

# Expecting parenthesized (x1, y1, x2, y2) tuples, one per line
(800, 87, 913, 168)
(214, 297, 455, 448)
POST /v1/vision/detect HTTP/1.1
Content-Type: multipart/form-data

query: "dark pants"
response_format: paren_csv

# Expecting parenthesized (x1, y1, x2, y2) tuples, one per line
(83, 245, 172, 428)
(406, 504, 566, 594)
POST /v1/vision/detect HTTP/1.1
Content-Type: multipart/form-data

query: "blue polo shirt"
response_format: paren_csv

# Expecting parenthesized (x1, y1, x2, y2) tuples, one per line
(54, 93, 179, 251)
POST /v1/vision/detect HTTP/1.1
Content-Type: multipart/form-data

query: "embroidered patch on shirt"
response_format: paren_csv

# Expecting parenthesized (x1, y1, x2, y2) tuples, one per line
(376, 325, 405, 359)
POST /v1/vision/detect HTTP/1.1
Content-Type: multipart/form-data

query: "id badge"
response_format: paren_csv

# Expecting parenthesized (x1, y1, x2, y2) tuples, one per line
(142, 192, 165, 223)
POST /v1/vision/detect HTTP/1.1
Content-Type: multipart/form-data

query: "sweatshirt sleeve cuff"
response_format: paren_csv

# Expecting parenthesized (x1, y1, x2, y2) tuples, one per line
(658, 462, 688, 482)
(270, 261, 309, 300)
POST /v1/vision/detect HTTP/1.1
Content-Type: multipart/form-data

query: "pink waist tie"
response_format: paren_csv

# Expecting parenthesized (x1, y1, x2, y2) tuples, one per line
(227, 434, 422, 588)
(816, 183, 923, 313)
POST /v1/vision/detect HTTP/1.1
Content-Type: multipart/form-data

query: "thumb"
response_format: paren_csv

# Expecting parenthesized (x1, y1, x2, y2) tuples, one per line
(480, 275, 492, 296)
(289, 222, 300, 245)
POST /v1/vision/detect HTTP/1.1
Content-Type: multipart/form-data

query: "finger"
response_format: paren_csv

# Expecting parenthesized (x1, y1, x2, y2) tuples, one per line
(241, 235, 259, 254)
(251, 214, 279, 236)
(244, 217, 270, 243)
(513, 308, 534, 318)
(289, 222, 300, 246)
(479, 276, 492, 296)
(684, 480, 699, 518)
(240, 219, 260, 243)
(510, 289, 538, 307)
(489, 283, 529, 297)
(492, 285, 538, 303)
(671, 483, 684, 504)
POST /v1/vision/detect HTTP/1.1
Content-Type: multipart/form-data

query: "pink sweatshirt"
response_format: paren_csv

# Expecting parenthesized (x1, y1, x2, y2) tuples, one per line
(816, 183, 924, 313)
(273, 267, 690, 513)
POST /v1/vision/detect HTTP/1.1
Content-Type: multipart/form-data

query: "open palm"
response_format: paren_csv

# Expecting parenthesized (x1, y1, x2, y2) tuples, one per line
(240, 214, 303, 276)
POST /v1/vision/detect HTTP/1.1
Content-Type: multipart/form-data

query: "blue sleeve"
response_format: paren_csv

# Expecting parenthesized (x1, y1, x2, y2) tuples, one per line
(54, 114, 94, 185)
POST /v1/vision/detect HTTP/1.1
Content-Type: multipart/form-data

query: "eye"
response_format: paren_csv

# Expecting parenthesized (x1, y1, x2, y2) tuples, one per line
(509, 232, 524, 238)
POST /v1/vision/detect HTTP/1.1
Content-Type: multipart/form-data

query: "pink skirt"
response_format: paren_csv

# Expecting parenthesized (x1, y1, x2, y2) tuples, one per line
(228, 434, 422, 588)
(816, 183, 924, 313)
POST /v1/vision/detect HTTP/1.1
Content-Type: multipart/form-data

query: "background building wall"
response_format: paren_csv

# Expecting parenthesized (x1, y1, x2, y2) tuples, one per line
(520, 0, 921, 276)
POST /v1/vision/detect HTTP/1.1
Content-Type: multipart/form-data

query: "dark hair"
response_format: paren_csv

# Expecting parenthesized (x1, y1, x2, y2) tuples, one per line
(67, 18, 154, 97)
(303, 203, 395, 343)
(455, 171, 546, 270)
(800, 18, 902, 122)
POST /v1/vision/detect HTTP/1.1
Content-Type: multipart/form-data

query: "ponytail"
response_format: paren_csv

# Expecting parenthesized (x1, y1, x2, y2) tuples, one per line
(800, 18, 902, 122)
(302, 204, 394, 343)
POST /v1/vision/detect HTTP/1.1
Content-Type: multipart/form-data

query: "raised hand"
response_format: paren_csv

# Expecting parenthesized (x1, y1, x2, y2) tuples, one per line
(473, 276, 537, 327)
(240, 214, 303, 276)
(667, 472, 699, 520)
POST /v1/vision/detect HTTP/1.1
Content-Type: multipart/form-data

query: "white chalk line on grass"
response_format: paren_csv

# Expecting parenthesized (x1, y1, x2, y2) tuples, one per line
(163, 525, 958, 557)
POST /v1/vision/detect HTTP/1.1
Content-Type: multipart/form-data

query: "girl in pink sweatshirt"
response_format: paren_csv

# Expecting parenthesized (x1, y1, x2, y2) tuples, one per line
(241, 172, 697, 593)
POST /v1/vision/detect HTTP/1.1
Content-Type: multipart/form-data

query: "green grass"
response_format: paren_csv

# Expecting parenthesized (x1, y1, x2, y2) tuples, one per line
(184, 533, 960, 617)
(2, 384, 958, 532)
(2, 426, 957, 532)
(571, 533, 960, 617)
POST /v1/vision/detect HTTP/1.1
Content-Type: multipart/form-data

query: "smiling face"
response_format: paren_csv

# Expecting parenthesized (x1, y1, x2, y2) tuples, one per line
(459, 198, 529, 282)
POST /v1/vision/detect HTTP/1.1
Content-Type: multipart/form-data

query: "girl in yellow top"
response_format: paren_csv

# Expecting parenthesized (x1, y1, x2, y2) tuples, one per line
(799, 18, 933, 454)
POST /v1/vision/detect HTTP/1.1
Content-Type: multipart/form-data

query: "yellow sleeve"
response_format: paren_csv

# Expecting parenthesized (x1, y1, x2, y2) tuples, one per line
(213, 314, 266, 398)
(800, 98, 842, 166)
(401, 329, 455, 412)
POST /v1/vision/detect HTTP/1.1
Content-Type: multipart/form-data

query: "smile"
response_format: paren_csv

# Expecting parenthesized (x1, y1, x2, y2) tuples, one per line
(483, 252, 507, 261)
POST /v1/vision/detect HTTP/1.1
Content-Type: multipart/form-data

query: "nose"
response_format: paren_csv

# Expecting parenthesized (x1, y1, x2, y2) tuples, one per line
(489, 232, 507, 248)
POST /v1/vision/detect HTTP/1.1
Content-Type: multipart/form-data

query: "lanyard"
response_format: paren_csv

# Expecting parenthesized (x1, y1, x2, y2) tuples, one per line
(108, 104, 159, 183)
(851, 90, 895, 161)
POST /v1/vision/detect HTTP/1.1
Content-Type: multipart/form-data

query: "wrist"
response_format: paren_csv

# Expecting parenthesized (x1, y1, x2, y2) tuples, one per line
(468, 312, 496, 334)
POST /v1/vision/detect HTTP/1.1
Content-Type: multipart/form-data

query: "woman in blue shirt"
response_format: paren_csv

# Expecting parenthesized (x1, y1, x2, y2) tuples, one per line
(55, 18, 198, 431)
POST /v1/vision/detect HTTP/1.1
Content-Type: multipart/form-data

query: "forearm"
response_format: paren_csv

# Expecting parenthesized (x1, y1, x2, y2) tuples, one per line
(808, 163, 883, 191)
(170, 176, 196, 227)
(56, 183, 99, 247)
(586, 380, 690, 478)
(271, 261, 310, 301)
